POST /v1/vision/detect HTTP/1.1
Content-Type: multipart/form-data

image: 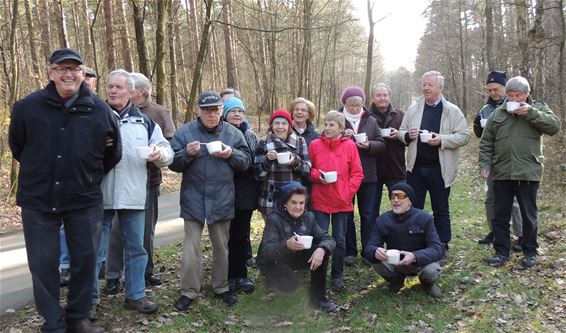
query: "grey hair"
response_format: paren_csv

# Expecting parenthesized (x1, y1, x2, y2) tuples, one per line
(371, 83, 392, 96)
(505, 76, 530, 93)
(344, 95, 364, 105)
(130, 72, 152, 97)
(220, 87, 241, 98)
(422, 70, 445, 88)
(107, 69, 135, 92)
(324, 110, 346, 129)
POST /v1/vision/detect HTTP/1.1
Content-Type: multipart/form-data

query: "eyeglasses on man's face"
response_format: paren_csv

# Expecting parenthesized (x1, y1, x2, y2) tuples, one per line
(53, 66, 83, 75)
(389, 192, 408, 200)
(201, 107, 222, 115)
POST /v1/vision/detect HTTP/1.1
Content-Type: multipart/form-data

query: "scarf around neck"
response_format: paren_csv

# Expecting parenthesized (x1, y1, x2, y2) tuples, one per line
(343, 108, 363, 133)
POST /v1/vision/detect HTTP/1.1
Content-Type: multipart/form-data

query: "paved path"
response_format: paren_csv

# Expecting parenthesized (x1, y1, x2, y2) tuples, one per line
(0, 191, 183, 315)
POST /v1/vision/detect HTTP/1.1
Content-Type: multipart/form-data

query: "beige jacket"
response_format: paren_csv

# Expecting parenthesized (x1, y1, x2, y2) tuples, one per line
(399, 95, 470, 188)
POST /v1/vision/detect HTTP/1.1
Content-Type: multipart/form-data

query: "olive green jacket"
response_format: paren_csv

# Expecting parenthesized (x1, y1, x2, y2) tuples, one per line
(478, 99, 561, 181)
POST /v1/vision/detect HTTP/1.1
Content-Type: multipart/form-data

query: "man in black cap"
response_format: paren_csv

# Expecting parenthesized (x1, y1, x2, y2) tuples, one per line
(169, 91, 251, 311)
(9, 48, 121, 333)
(474, 71, 523, 249)
(84, 66, 97, 93)
(363, 183, 443, 298)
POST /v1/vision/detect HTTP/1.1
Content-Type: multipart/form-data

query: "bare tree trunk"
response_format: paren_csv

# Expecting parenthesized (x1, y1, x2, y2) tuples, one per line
(7, 0, 20, 193)
(364, 0, 376, 108)
(81, 0, 92, 59)
(529, 0, 545, 99)
(558, 0, 566, 126)
(118, 0, 134, 71)
(300, 0, 313, 99)
(485, 0, 495, 70)
(184, 0, 214, 123)
(103, 0, 116, 70)
(186, 0, 200, 62)
(516, 0, 529, 77)
(54, 0, 69, 48)
(70, 3, 81, 51)
(131, 0, 149, 76)
(37, 0, 52, 61)
(89, 0, 104, 92)
(222, 0, 238, 89)
(168, 1, 179, 126)
(24, 0, 41, 87)
(155, 0, 169, 104)
(458, 0, 468, 114)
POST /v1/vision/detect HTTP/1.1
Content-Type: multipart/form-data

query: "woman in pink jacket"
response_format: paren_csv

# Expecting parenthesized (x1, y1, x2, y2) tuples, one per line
(308, 110, 363, 291)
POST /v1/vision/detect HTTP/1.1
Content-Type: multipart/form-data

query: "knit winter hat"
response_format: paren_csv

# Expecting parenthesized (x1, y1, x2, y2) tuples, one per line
(222, 97, 245, 120)
(340, 86, 366, 105)
(486, 70, 507, 86)
(269, 109, 293, 126)
(389, 182, 415, 204)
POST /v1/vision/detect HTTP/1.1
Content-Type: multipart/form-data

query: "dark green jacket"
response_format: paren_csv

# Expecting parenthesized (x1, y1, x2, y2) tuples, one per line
(478, 99, 561, 181)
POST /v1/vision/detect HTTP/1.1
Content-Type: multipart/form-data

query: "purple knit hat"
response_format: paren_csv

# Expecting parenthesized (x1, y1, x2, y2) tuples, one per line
(340, 86, 366, 105)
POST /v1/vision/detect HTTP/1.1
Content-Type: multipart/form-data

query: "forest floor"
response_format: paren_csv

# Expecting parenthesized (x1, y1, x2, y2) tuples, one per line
(1, 137, 565, 332)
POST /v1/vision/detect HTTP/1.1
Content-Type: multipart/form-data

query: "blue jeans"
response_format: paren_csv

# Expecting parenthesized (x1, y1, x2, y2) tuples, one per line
(93, 210, 147, 304)
(375, 178, 406, 216)
(59, 228, 70, 269)
(345, 182, 377, 257)
(313, 211, 348, 279)
(22, 205, 102, 332)
(407, 166, 451, 243)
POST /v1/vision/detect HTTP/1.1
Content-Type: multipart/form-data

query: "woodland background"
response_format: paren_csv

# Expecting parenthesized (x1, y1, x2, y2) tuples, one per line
(0, 0, 565, 224)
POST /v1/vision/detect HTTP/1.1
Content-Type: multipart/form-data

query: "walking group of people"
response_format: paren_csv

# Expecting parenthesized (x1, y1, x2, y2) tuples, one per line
(9, 48, 560, 333)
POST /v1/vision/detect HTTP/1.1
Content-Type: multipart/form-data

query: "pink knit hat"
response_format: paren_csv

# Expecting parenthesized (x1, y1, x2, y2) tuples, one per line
(340, 86, 366, 105)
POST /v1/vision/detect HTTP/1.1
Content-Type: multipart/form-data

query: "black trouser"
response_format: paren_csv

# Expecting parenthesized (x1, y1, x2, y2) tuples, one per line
(259, 245, 329, 302)
(143, 184, 159, 275)
(492, 180, 539, 257)
(21, 205, 102, 333)
(228, 209, 253, 279)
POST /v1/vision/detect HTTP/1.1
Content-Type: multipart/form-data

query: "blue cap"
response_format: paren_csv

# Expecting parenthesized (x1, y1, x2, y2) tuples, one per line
(280, 181, 306, 203)
(222, 98, 245, 119)
(486, 70, 507, 86)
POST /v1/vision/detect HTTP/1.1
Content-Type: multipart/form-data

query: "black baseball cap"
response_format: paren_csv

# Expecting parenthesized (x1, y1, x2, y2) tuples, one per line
(198, 91, 223, 108)
(49, 48, 84, 65)
(84, 66, 96, 78)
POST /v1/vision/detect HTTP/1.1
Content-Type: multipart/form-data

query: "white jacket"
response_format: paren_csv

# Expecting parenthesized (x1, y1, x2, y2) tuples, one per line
(399, 95, 470, 188)
(102, 105, 173, 209)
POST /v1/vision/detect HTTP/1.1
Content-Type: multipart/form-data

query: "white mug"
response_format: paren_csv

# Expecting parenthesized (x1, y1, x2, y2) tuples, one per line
(135, 146, 152, 160)
(386, 249, 400, 265)
(276, 152, 291, 164)
(380, 128, 391, 137)
(354, 133, 367, 143)
(206, 141, 223, 154)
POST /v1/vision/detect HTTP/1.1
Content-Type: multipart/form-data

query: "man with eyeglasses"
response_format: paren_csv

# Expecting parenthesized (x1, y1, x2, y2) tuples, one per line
(9, 48, 121, 333)
(169, 91, 251, 311)
(363, 183, 443, 298)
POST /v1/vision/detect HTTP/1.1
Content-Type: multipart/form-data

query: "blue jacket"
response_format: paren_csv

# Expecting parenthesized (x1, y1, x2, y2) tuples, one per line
(363, 207, 442, 266)
(9, 81, 121, 213)
(169, 119, 251, 224)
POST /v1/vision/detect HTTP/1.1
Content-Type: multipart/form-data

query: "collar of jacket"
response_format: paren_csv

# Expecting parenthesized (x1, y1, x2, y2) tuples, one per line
(44, 81, 95, 110)
(112, 101, 142, 119)
(267, 131, 300, 150)
(320, 134, 349, 148)
(197, 117, 224, 134)
(487, 96, 505, 107)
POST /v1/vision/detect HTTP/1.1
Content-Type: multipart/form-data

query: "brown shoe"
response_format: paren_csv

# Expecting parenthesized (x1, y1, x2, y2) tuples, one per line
(124, 296, 158, 314)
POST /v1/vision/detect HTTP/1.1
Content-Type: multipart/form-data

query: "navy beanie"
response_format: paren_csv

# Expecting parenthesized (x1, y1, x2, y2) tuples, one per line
(389, 182, 415, 203)
(486, 70, 507, 86)
(280, 181, 306, 204)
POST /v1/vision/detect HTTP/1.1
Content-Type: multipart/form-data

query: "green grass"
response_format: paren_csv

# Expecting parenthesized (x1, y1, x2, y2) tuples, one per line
(1, 147, 565, 333)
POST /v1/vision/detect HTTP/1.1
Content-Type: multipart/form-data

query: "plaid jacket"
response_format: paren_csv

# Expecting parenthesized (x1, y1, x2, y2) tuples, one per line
(254, 132, 311, 216)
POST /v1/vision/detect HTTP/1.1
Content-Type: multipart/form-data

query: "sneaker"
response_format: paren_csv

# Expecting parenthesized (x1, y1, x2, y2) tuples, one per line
(145, 273, 163, 286)
(477, 232, 494, 245)
(344, 256, 356, 267)
(173, 295, 193, 311)
(312, 296, 336, 313)
(236, 277, 255, 293)
(214, 291, 237, 306)
(98, 261, 106, 280)
(60, 268, 70, 287)
(66, 319, 103, 333)
(332, 277, 344, 291)
(124, 296, 158, 314)
(103, 278, 120, 295)
(228, 279, 239, 293)
(521, 255, 536, 268)
(486, 255, 509, 267)
(421, 281, 442, 298)
(512, 237, 523, 252)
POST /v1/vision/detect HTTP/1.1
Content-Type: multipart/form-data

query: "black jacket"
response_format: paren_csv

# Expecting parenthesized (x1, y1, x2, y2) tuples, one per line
(233, 122, 259, 211)
(9, 81, 122, 213)
(293, 121, 320, 147)
(339, 106, 385, 183)
(363, 207, 442, 266)
(369, 103, 406, 180)
(257, 203, 336, 265)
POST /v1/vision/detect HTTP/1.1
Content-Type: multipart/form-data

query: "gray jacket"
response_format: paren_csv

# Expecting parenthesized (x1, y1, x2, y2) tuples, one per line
(169, 119, 251, 224)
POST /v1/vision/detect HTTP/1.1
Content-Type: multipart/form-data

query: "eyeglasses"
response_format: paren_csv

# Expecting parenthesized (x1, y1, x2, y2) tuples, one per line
(53, 66, 82, 74)
(389, 192, 408, 200)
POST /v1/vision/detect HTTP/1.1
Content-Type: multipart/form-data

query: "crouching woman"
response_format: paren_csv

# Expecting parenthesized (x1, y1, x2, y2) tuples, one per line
(256, 182, 337, 312)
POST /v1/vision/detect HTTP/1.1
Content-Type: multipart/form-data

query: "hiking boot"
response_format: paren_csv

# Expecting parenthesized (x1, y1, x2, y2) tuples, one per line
(521, 255, 537, 268)
(124, 296, 158, 314)
(344, 256, 356, 267)
(214, 291, 237, 306)
(60, 268, 70, 287)
(477, 232, 494, 245)
(383, 282, 403, 293)
(145, 273, 162, 286)
(512, 237, 523, 252)
(66, 319, 103, 333)
(103, 278, 120, 295)
(237, 277, 255, 293)
(311, 296, 336, 313)
(421, 281, 442, 298)
(228, 279, 239, 293)
(173, 295, 193, 311)
(486, 255, 509, 267)
(332, 277, 344, 291)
